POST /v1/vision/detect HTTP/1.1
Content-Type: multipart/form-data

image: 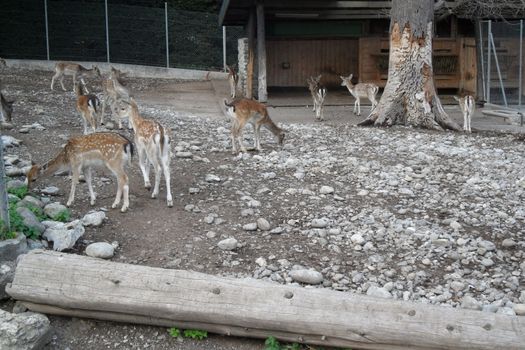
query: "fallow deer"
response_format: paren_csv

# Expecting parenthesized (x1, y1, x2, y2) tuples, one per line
(75, 84, 100, 134)
(26, 132, 133, 212)
(101, 67, 131, 129)
(340, 74, 379, 116)
(227, 65, 239, 99)
(51, 61, 101, 93)
(224, 98, 285, 154)
(116, 99, 173, 207)
(0, 58, 6, 68)
(0, 90, 13, 124)
(307, 75, 327, 121)
(454, 95, 474, 133)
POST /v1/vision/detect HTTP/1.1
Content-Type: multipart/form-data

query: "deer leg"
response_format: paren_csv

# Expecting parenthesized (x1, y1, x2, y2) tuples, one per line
(148, 147, 162, 199)
(67, 163, 82, 207)
(231, 120, 240, 154)
(59, 75, 66, 91)
(51, 72, 59, 90)
(109, 163, 129, 212)
(84, 167, 97, 205)
(81, 78, 89, 94)
(137, 145, 151, 189)
(82, 116, 88, 135)
(162, 154, 173, 207)
(236, 119, 248, 153)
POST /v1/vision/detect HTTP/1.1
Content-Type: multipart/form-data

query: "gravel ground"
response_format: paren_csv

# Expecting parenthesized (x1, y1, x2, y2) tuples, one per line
(1, 67, 524, 349)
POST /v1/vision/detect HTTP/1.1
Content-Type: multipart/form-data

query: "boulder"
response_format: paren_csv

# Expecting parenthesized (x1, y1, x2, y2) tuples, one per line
(43, 220, 85, 251)
(85, 242, 114, 259)
(0, 234, 28, 261)
(0, 310, 52, 350)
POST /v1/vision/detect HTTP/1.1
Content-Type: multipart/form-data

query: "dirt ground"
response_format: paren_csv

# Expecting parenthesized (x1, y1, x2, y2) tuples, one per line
(1, 67, 524, 350)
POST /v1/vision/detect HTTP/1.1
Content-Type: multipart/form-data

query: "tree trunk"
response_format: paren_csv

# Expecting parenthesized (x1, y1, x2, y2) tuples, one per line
(359, 0, 461, 131)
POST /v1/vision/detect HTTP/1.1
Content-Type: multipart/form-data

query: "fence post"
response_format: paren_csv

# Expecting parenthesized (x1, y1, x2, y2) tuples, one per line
(44, 0, 50, 60)
(486, 21, 491, 103)
(223, 26, 227, 71)
(105, 0, 110, 63)
(0, 143, 10, 233)
(519, 19, 523, 110)
(489, 32, 508, 107)
(165, 2, 169, 68)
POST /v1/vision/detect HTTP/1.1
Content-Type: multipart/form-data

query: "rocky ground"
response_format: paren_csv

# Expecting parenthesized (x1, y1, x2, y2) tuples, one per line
(1, 68, 525, 349)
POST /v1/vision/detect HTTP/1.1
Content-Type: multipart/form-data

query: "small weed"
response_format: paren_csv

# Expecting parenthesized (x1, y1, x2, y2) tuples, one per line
(7, 201, 40, 240)
(183, 329, 208, 340)
(0, 218, 17, 240)
(264, 336, 329, 350)
(7, 185, 28, 199)
(26, 204, 47, 221)
(168, 327, 181, 338)
(54, 209, 71, 222)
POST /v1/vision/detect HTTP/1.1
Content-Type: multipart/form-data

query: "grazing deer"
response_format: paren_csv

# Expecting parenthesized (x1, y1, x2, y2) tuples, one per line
(101, 67, 131, 129)
(116, 99, 173, 207)
(224, 98, 285, 154)
(454, 95, 474, 133)
(26, 132, 133, 212)
(307, 76, 327, 121)
(227, 65, 239, 99)
(340, 74, 379, 116)
(75, 84, 100, 135)
(0, 91, 13, 124)
(51, 61, 101, 93)
(0, 58, 6, 68)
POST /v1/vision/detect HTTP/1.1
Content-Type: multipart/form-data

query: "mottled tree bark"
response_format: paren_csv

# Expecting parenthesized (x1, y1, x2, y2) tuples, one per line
(359, 0, 461, 131)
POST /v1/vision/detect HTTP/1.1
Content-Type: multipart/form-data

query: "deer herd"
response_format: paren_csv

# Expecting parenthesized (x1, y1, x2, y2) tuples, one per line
(0, 59, 475, 213)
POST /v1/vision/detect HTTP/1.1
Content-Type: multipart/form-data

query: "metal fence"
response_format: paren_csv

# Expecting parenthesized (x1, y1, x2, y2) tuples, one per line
(0, 0, 244, 71)
(479, 20, 524, 110)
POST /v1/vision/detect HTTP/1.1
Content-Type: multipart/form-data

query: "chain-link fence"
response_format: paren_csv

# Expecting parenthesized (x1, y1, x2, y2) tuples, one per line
(479, 20, 524, 109)
(0, 0, 244, 71)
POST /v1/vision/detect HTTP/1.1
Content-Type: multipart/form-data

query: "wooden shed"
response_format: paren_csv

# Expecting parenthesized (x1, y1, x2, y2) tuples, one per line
(219, 0, 478, 101)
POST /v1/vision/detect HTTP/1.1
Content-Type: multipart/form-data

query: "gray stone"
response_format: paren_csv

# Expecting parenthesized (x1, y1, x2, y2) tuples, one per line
(206, 231, 217, 239)
(366, 286, 392, 299)
(255, 257, 267, 267)
(43, 202, 68, 221)
(256, 218, 271, 231)
(319, 186, 334, 194)
(217, 238, 238, 251)
(0, 262, 15, 300)
(0, 234, 28, 261)
(26, 239, 45, 251)
(43, 220, 85, 251)
(85, 242, 114, 259)
(311, 218, 328, 228)
(243, 223, 257, 231)
(175, 151, 193, 159)
(480, 258, 494, 267)
(450, 281, 465, 292)
(502, 239, 516, 248)
(205, 174, 221, 182)
(350, 233, 365, 245)
(512, 304, 525, 316)
(82, 211, 106, 227)
(0, 310, 52, 350)
(289, 269, 323, 285)
(15, 207, 45, 235)
(21, 196, 44, 208)
(478, 240, 496, 252)
(40, 186, 59, 196)
(496, 307, 516, 316)
(6, 180, 26, 193)
(461, 296, 482, 310)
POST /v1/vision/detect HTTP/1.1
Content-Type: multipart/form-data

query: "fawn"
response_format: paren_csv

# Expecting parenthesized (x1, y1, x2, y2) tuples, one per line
(227, 65, 239, 99)
(454, 95, 474, 133)
(307, 75, 327, 121)
(51, 61, 101, 93)
(26, 132, 133, 212)
(75, 84, 100, 134)
(101, 67, 130, 129)
(224, 98, 285, 154)
(116, 99, 173, 207)
(340, 74, 379, 116)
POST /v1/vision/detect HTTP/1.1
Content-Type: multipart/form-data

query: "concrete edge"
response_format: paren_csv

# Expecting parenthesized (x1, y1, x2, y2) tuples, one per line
(4, 59, 228, 81)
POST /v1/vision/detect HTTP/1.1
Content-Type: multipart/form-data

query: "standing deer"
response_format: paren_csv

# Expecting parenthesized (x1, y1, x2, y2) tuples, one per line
(454, 95, 474, 133)
(224, 98, 285, 154)
(227, 65, 239, 99)
(26, 132, 133, 212)
(51, 61, 101, 93)
(101, 67, 130, 129)
(75, 84, 100, 134)
(0, 88, 13, 124)
(116, 99, 173, 207)
(340, 74, 379, 116)
(307, 75, 327, 121)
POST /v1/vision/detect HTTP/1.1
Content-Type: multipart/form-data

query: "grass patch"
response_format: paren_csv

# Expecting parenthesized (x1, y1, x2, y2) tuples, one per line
(168, 328, 207, 340)
(53, 209, 71, 222)
(7, 185, 28, 199)
(6, 201, 40, 240)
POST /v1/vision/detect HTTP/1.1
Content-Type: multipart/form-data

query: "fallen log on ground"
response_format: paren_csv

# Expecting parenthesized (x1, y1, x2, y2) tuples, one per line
(6, 250, 525, 350)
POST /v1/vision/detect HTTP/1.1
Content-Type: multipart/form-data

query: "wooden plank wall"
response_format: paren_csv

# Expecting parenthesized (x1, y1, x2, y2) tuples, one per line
(267, 39, 358, 87)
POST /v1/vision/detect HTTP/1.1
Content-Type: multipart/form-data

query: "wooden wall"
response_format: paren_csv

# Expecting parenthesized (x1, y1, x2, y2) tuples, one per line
(267, 38, 358, 87)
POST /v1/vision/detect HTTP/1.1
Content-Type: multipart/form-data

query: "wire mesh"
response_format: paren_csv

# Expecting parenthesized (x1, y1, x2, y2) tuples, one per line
(0, 0, 245, 71)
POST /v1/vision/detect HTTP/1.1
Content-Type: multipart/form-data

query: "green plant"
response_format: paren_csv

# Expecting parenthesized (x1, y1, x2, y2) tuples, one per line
(0, 218, 17, 240)
(7, 201, 40, 240)
(264, 337, 303, 350)
(7, 185, 28, 199)
(168, 327, 181, 338)
(26, 204, 47, 221)
(54, 209, 71, 223)
(183, 329, 208, 340)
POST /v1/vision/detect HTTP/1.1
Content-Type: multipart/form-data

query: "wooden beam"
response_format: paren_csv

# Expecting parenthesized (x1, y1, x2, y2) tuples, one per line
(7, 250, 525, 350)
(246, 9, 255, 99)
(256, 2, 267, 102)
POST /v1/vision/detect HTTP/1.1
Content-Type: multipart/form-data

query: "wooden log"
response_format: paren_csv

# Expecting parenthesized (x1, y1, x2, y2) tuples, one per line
(7, 250, 525, 350)
(246, 9, 255, 99)
(256, 2, 267, 102)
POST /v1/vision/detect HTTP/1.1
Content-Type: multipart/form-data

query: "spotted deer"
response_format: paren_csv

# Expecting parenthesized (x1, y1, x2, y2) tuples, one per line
(307, 76, 327, 121)
(227, 65, 239, 99)
(0, 88, 13, 124)
(454, 95, 474, 133)
(340, 74, 379, 116)
(51, 61, 101, 93)
(75, 84, 100, 134)
(116, 99, 173, 207)
(26, 132, 133, 212)
(224, 98, 285, 154)
(101, 67, 130, 129)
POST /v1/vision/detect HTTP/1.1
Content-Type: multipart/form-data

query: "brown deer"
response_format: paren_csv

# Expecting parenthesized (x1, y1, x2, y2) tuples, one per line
(0, 90, 13, 124)
(116, 99, 173, 207)
(307, 75, 327, 121)
(340, 74, 379, 116)
(101, 67, 130, 129)
(227, 65, 239, 99)
(224, 98, 285, 154)
(51, 61, 101, 93)
(75, 84, 100, 134)
(454, 95, 474, 133)
(26, 132, 133, 212)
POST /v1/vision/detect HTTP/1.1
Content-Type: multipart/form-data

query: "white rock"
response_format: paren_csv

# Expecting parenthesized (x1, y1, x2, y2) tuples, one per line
(450, 221, 462, 230)
(43, 220, 85, 251)
(478, 240, 496, 251)
(319, 186, 334, 194)
(85, 242, 114, 259)
(206, 231, 217, 239)
(217, 238, 238, 251)
(82, 211, 106, 227)
(502, 239, 516, 248)
(289, 269, 323, 285)
(366, 286, 392, 299)
(512, 304, 525, 316)
(461, 296, 482, 310)
(350, 233, 365, 245)
(205, 174, 221, 182)
(40, 186, 60, 196)
(176, 151, 193, 158)
(257, 218, 271, 231)
(243, 223, 257, 231)
(255, 257, 267, 267)
(311, 218, 328, 228)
